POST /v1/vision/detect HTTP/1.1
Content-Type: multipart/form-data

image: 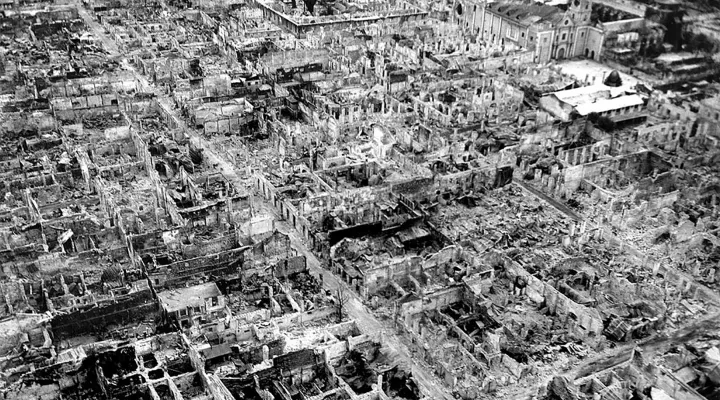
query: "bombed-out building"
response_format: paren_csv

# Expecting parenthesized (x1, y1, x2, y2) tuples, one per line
(2, 0, 720, 398)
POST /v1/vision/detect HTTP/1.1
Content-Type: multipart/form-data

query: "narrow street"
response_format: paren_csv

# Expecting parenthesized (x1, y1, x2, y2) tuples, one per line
(274, 219, 456, 400)
(76, 5, 455, 399)
(513, 180, 582, 221)
(77, 5, 120, 55)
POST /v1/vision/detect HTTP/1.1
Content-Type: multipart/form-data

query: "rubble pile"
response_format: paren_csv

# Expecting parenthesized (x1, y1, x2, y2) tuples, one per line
(1, 0, 720, 398)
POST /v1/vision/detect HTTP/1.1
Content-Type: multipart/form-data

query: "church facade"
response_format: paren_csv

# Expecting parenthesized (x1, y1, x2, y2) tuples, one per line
(454, 0, 605, 63)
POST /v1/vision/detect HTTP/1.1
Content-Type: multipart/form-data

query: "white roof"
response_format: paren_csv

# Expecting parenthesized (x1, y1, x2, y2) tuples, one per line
(551, 84, 628, 107)
(553, 84, 609, 101)
(575, 95, 645, 116)
(656, 52, 698, 63)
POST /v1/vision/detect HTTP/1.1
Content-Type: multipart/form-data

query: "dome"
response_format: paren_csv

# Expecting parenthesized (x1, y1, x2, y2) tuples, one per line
(604, 70, 623, 87)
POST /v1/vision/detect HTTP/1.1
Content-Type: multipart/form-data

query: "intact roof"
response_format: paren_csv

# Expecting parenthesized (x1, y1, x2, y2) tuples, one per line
(551, 84, 613, 107)
(158, 282, 221, 312)
(550, 84, 631, 107)
(486, 1, 563, 26)
(655, 52, 702, 64)
(575, 94, 645, 116)
(608, 48, 635, 54)
(553, 84, 610, 101)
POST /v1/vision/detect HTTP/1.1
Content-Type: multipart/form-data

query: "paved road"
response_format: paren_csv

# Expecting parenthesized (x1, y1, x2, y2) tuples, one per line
(77, 6, 120, 56)
(76, 6, 454, 399)
(274, 219, 455, 400)
(513, 179, 582, 221)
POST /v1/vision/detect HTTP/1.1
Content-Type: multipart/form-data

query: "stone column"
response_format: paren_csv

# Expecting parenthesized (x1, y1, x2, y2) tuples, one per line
(262, 345, 269, 361)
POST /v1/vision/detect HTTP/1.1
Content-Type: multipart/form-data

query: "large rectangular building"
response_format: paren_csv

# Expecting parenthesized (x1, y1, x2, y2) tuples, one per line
(250, 0, 428, 37)
(540, 83, 646, 123)
(453, 0, 605, 63)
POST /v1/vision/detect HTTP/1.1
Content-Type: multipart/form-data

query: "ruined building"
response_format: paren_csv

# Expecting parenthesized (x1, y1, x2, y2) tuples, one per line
(1, 0, 720, 399)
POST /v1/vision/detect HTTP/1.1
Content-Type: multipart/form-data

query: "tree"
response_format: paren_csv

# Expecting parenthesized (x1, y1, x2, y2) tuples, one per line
(683, 32, 715, 54)
(596, 116, 616, 132)
(587, 112, 600, 123)
(645, 42, 665, 59)
(334, 288, 349, 323)
(304, 0, 317, 14)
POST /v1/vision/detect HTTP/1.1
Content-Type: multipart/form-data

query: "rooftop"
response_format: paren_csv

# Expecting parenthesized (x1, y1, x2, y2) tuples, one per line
(575, 94, 645, 115)
(552, 84, 612, 103)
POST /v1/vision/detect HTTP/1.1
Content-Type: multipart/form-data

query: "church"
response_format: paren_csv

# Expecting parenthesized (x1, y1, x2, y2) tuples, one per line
(453, 0, 605, 63)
